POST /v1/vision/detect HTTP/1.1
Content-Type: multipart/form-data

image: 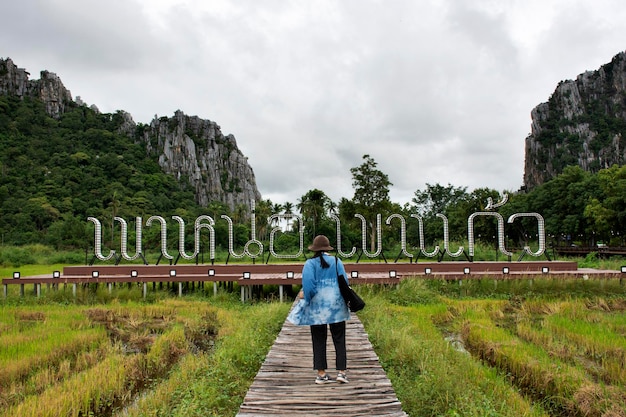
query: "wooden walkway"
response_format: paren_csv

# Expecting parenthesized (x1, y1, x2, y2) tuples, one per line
(236, 310, 408, 417)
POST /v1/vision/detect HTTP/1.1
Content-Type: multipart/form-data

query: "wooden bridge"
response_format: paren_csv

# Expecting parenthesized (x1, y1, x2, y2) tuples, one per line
(236, 310, 408, 417)
(3, 261, 623, 299)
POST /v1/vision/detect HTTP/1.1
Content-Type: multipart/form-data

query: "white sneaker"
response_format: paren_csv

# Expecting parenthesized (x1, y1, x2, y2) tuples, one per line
(315, 374, 333, 384)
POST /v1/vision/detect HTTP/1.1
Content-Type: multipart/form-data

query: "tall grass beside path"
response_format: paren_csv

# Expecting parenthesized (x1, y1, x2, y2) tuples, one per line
(358, 284, 548, 417)
(116, 299, 290, 417)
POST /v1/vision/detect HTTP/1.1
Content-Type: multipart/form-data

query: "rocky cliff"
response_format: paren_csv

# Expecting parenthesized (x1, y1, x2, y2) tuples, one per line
(0, 57, 73, 118)
(0, 57, 261, 211)
(129, 110, 261, 209)
(523, 51, 626, 190)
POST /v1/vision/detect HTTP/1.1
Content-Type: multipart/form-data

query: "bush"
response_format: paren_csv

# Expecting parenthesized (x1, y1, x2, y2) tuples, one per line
(47, 251, 85, 265)
(0, 246, 37, 267)
(0, 245, 87, 267)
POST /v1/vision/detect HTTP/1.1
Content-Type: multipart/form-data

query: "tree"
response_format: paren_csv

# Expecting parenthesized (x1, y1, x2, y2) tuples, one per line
(206, 201, 229, 220)
(411, 183, 468, 218)
(583, 164, 626, 245)
(255, 199, 274, 240)
(283, 201, 294, 231)
(271, 203, 284, 228)
(350, 155, 392, 252)
(459, 188, 502, 244)
(407, 183, 469, 246)
(584, 198, 613, 245)
(297, 189, 331, 239)
(524, 166, 596, 245)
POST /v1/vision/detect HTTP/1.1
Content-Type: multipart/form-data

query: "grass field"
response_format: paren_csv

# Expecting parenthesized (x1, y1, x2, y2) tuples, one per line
(1, 251, 625, 416)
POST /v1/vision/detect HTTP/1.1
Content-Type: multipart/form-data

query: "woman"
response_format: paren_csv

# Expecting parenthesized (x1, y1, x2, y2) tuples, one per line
(287, 234, 351, 384)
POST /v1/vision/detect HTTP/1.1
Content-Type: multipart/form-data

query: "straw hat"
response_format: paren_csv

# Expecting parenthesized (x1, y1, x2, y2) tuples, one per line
(308, 235, 334, 252)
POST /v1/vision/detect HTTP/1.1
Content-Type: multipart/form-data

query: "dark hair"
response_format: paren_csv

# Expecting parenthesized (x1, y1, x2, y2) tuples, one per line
(312, 251, 330, 269)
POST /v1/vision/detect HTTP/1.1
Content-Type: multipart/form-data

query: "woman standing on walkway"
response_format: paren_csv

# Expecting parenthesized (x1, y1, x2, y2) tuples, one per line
(287, 234, 351, 384)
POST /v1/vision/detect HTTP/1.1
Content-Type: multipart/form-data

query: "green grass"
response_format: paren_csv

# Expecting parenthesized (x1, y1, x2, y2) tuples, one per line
(118, 297, 290, 416)
(1, 252, 625, 416)
(360, 282, 549, 417)
(357, 278, 626, 416)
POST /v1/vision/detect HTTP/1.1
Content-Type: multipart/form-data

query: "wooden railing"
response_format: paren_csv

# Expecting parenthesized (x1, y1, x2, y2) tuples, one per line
(4, 260, 621, 301)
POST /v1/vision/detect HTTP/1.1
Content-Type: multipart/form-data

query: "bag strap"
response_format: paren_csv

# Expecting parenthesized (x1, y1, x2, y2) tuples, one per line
(335, 256, 343, 280)
(335, 256, 344, 284)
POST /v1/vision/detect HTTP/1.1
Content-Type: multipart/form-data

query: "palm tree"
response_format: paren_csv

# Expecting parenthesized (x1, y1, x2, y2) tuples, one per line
(327, 200, 338, 216)
(108, 190, 120, 247)
(207, 201, 228, 220)
(271, 203, 284, 228)
(297, 189, 330, 237)
(255, 199, 274, 240)
(232, 203, 248, 224)
(283, 201, 294, 231)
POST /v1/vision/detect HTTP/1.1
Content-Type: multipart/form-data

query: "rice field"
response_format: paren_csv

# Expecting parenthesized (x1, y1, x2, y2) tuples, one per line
(0, 292, 289, 417)
(360, 278, 626, 417)
(1, 277, 625, 416)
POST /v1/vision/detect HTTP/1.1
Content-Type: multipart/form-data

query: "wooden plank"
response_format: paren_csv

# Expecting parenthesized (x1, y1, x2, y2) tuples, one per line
(5, 262, 622, 287)
(236, 310, 409, 417)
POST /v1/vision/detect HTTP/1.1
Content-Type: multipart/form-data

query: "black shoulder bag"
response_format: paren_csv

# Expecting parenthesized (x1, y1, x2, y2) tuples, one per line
(335, 257, 365, 312)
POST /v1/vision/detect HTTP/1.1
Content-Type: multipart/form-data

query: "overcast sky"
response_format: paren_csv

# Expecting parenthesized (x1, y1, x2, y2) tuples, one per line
(1, 0, 625, 207)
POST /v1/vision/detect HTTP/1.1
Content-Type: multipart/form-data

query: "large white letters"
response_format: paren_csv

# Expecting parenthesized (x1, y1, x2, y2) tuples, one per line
(89, 195, 546, 262)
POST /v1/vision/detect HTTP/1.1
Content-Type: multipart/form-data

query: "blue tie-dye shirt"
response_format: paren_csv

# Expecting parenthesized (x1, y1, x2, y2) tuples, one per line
(287, 254, 350, 326)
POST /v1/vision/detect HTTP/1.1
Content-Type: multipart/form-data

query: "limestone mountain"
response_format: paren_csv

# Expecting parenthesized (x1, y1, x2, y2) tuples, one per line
(0, 57, 261, 211)
(0, 57, 73, 118)
(121, 109, 261, 210)
(523, 51, 626, 190)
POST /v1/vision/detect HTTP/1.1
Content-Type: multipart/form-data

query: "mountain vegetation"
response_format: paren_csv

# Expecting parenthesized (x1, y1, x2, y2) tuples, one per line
(2, 53, 626, 258)
(0, 94, 203, 248)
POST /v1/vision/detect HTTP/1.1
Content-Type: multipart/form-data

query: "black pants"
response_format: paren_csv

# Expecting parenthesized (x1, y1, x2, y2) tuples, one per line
(310, 321, 347, 371)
